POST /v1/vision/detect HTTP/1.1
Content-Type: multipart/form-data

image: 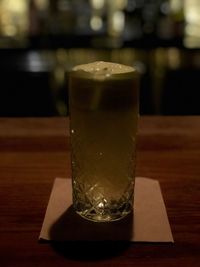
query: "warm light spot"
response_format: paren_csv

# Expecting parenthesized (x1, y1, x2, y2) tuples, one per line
(90, 16, 103, 31)
(112, 10, 125, 33)
(170, 0, 182, 13)
(98, 202, 104, 209)
(90, 0, 105, 10)
(0, 0, 28, 36)
(115, 0, 128, 10)
(168, 48, 180, 69)
(1, 0, 27, 13)
(35, 0, 49, 10)
(4, 25, 17, 36)
(184, 0, 200, 47)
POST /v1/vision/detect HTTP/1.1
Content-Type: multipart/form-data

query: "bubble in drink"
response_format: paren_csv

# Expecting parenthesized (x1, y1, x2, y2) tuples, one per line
(69, 61, 139, 222)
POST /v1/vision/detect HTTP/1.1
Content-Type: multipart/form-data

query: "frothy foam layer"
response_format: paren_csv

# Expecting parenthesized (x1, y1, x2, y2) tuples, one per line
(73, 61, 134, 77)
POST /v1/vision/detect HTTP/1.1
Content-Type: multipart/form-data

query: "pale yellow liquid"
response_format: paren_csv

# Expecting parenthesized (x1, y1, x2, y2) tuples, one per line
(69, 62, 139, 221)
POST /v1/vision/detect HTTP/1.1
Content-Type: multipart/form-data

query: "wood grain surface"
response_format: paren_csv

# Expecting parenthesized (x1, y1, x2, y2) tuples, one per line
(0, 116, 199, 267)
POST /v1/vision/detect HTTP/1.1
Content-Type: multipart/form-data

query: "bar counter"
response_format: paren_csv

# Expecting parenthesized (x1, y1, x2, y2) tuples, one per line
(0, 116, 199, 266)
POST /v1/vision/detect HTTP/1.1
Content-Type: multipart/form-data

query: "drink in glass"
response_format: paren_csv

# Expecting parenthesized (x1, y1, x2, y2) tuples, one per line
(69, 61, 139, 222)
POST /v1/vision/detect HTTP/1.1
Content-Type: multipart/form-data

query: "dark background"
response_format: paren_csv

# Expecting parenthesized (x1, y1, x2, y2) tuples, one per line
(0, 0, 199, 117)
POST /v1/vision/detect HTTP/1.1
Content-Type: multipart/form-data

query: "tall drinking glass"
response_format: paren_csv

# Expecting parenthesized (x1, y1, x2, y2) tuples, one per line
(69, 61, 139, 222)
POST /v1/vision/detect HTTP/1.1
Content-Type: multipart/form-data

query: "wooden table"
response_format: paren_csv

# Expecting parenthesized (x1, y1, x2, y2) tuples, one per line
(0, 116, 199, 267)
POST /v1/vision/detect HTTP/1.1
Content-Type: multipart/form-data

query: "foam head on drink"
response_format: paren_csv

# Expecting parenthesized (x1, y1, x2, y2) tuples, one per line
(69, 61, 139, 222)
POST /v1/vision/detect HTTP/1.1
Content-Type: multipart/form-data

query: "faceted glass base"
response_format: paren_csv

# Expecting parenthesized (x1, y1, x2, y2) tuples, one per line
(73, 200, 133, 222)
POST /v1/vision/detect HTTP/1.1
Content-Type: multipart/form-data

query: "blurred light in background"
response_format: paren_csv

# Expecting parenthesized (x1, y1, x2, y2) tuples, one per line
(170, 0, 182, 13)
(107, 0, 127, 37)
(0, 0, 199, 49)
(184, 0, 200, 48)
(90, 0, 105, 10)
(90, 15, 103, 31)
(110, 10, 125, 36)
(167, 48, 180, 69)
(0, 0, 28, 36)
(90, 0, 105, 32)
(35, 0, 48, 10)
(0, 0, 200, 116)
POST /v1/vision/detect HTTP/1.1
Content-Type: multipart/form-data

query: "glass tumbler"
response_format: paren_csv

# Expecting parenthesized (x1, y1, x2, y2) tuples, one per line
(69, 61, 139, 222)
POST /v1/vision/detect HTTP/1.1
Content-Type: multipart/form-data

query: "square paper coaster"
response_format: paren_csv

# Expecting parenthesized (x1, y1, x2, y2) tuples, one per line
(39, 177, 174, 242)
